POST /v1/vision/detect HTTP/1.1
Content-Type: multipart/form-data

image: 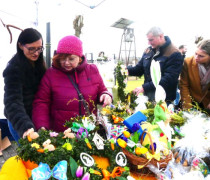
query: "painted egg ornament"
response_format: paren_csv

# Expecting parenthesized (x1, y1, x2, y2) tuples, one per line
(135, 147, 148, 155)
(123, 131, 131, 138)
(117, 138, 127, 148)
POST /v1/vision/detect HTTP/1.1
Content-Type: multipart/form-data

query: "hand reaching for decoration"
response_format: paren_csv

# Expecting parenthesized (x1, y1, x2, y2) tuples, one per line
(100, 94, 112, 107)
(133, 86, 144, 96)
(22, 128, 34, 138)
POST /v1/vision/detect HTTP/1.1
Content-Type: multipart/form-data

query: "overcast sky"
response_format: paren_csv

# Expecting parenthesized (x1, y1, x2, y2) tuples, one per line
(0, 0, 210, 118)
(1, 0, 210, 59)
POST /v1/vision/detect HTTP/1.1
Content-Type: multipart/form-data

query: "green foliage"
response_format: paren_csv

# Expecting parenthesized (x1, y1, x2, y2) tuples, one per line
(125, 91, 138, 110)
(17, 128, 129, 179)
(130, 131, 140, 144)
(70, 156, 78, 178)
(115, 61, 127, 102)
(140, 101, 156, 124)
(17, 129, 75, 169)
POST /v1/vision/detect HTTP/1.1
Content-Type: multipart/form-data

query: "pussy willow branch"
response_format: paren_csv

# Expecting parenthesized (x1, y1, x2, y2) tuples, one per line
(0, 18, 23, 43)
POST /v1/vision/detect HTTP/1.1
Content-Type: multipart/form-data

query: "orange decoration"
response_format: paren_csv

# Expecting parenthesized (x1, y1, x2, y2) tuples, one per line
(112, 115, 116, 120)
(92, 155, 110, 169)
(160, 104, 165, 112)
(27, 135, 32, 142)
(102, 167, 125, 180)
(37, 148, 45, 153)
(22, 160, 38, 170)
(22, 159, 38, 177)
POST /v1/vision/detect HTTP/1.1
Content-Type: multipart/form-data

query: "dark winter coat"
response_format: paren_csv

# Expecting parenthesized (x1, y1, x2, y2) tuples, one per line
(32, 57, 112, 132)
(127, 36, 184, 103)
(3, 54, 45, 137)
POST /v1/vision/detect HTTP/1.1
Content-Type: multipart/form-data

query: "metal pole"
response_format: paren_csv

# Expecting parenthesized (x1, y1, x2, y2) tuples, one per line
(46, 22, 51, 68)
(34, 0, 39, 27)
(90, 53, 93, 63)
(118, 30, 124, 61)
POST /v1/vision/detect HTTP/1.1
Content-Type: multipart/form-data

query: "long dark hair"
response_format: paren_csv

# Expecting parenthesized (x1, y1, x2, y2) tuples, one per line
(16, 28, 46, 81)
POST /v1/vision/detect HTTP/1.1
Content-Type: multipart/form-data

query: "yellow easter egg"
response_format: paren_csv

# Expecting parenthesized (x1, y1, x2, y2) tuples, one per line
(123, 131, 131, 138)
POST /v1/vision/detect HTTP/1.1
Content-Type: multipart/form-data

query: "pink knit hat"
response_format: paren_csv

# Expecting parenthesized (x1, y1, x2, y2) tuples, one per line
(56, 35, 83, 57)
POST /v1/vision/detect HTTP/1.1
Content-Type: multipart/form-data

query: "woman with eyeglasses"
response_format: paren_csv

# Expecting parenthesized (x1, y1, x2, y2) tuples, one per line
(32, 35, 112, 133)
(3, 28, 46, 142)
(180, 39, 210, 112)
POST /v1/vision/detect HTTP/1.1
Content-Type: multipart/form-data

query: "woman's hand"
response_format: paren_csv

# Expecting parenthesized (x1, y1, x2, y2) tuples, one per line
(133, 86, 144, 96)
(22, 128, 34, 139)
(100, 94, 112, 107)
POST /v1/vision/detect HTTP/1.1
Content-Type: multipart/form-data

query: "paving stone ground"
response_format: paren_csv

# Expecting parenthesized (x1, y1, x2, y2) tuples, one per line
(0, 141, 18, 170)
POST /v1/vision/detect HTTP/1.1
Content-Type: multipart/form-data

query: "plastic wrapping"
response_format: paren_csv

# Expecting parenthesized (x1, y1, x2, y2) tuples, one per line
(173, 111, 210, 166)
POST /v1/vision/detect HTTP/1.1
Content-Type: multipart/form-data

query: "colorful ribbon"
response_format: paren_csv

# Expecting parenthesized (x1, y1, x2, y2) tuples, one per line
(110, 125, 126, 139)
(102, 166, 125, 180)
(32, 160, 67, 180)
(145, 151, 160, 161)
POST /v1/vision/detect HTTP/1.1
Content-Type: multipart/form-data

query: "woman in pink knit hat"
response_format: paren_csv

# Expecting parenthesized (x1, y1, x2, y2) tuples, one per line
(32, 35, 112, 132)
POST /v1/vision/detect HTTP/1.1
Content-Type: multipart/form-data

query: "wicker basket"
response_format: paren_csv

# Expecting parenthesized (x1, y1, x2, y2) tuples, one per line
(122, 131, 173, 176)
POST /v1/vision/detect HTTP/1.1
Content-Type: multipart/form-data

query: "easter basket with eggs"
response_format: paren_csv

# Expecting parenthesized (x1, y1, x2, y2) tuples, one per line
(118, 59, 174, 176)
(122, 130, 173, 176)
(117, 108, 174, 177)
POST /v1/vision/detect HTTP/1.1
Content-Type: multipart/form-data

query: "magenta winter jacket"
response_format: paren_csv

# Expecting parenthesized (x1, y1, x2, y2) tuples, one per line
(32, 57, 112, 132)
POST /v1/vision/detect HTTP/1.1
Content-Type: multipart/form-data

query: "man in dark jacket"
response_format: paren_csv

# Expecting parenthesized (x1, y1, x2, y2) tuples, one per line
(127, 27, 184, 104)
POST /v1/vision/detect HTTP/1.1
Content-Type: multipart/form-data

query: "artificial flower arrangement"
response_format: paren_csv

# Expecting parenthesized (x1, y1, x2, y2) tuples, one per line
(101, 91, 138, 125)
(115, 101, 175, 176)
(146, 109, 210, 179)
(17, 114, 130, 180)
(139, 101, 187, 144)
(101, 102, 131, 124)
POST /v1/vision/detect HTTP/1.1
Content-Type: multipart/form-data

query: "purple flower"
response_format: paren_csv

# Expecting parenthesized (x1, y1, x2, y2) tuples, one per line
(121, 136, 128, 142)
(49, 132, 58, 137)
(81, 172, 90, 180)
(150, 142, 156, 151)
(131, 123, 140, 132)
(76, 166, 83, 178)
(110, 104, 115, 108)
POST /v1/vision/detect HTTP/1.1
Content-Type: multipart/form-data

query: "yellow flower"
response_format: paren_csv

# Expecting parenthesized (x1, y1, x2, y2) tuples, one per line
(101, 108, 111, 115)
(62, 143, 72, 151)
(31, 143, 40, 149)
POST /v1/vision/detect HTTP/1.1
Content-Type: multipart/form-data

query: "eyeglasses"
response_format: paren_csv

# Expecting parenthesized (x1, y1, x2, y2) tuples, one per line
(24, 45, 44, 54)
(60, 56, 78, 63)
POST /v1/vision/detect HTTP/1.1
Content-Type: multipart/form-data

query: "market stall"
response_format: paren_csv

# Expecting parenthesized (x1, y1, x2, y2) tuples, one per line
(0, 61, 209, 180)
